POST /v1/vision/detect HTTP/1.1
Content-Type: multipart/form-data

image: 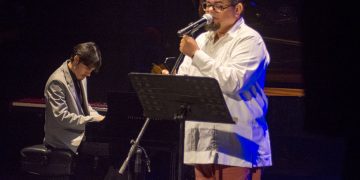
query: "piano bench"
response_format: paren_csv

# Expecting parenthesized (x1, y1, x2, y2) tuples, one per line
(20, 144, 75, 177)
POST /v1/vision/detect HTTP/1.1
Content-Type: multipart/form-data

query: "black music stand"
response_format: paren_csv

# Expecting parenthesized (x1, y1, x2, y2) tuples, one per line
(127, 72, 234, 180)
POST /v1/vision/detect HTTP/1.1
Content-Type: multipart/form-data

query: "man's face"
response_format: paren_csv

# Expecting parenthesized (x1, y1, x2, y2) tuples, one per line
(203, 0, 239, 32)
(74, 62, 95, 80)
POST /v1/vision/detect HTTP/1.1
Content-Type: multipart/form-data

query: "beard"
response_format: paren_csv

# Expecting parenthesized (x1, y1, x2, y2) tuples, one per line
(204, 22, 220, 31)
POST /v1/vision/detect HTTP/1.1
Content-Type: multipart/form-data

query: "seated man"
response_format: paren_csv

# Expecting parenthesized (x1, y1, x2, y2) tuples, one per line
(43, 41, 104, 154)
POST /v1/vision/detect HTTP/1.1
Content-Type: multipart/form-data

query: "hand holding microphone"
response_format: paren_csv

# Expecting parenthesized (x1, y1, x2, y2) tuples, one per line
(177, 14, 213, 58)
(171, 14, 213, 73)
(177, 14, 213, 37)
(179, 35, 199, 58)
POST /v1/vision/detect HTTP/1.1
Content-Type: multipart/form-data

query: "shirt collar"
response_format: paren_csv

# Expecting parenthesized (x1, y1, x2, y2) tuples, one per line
(67, 61, 79, 83)
(227, 17, 244, 38)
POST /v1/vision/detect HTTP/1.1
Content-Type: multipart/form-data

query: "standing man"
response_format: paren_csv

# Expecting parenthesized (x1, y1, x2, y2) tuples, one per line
(43, 42, 104, 154)
(178, 0, 272, 179)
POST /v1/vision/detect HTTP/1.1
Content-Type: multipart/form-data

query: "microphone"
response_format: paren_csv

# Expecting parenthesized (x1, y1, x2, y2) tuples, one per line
(134, 148, 142, 174)
(177, 14, 213, 37)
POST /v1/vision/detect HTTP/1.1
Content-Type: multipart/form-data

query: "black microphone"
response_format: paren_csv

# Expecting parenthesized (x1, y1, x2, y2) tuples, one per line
(177, 14, 213, 37)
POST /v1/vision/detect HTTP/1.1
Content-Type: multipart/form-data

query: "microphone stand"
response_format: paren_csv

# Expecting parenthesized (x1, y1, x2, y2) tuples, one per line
(118, 117, 151, 176)
(170, 53, 185, 75)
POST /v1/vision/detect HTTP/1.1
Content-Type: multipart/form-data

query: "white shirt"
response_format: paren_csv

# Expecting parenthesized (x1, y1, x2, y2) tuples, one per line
(178, 18, 272, 167)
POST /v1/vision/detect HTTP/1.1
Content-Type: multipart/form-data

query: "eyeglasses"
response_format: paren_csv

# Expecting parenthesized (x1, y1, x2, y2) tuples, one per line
(201, 2, 233, 12)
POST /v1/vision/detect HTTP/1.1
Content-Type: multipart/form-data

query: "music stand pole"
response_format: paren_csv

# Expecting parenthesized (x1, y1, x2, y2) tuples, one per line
(178, 120, 184, 180)
(174, 104, 190, 180)
(118, 117, 151, 174)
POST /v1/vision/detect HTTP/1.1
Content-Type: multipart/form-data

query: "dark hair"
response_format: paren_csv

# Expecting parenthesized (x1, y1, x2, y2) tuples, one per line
(230, 0, 244, 5)
(70, 42, 102, 72)
(230, 0, 244, 6)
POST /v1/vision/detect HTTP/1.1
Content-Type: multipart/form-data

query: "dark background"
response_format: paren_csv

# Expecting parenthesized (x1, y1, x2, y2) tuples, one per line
(1, 0, 357, 179)
(0, 0, 303, 102)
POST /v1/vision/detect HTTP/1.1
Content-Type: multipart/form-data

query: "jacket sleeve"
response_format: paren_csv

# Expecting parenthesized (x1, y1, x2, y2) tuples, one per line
(45, 80, 97, 130)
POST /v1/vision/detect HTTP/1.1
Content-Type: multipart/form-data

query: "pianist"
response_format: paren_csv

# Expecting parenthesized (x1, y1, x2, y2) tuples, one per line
(43, 42, 105, 154)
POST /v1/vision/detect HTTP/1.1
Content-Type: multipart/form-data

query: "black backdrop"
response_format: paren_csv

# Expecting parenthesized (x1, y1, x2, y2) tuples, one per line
(1, 0, 198, 102)
(302, 1, 357, 179)
(1, 0, 199, 176)
(1, 0, 304, 102)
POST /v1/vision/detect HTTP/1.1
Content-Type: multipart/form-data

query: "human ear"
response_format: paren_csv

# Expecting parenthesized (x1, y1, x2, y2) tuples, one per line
(235, 3, 244, 18)
(74, 55, 80, 65)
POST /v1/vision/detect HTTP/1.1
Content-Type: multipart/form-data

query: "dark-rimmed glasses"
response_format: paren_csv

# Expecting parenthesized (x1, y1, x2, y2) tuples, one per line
(202, 1, 233, 12)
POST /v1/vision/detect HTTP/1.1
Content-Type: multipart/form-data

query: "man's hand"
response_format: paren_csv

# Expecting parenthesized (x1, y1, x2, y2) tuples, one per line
(179, 35, 199, 58)
(93, 115, 105, 122)
(161, 69, 170, 75)
(161, 69, 176, 75)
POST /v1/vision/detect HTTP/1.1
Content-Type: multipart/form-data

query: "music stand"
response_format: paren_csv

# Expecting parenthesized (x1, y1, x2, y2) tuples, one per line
(126, 72, 234, 180)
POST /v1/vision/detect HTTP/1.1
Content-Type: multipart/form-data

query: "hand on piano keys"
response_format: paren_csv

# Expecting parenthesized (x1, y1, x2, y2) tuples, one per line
(92, 114, 105, 122)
